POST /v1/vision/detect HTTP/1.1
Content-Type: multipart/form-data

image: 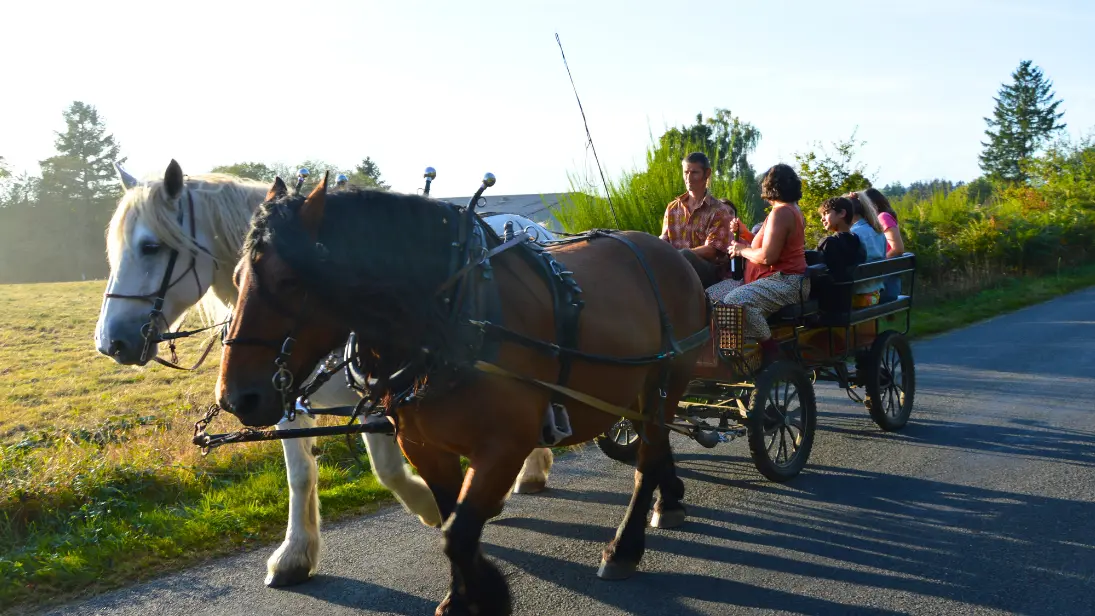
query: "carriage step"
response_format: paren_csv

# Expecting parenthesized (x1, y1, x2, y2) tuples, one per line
(539, 403, 573, 447)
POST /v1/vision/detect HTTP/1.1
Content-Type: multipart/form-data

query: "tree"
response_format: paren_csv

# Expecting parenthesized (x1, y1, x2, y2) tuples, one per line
(346, 156, 390, 190)
(210, 161, 278, 182)
(37, 101, 126, 280)
(880, 182, 907, 199)
(794, 132, 873, 208)
(659, 109, 761, 180)
(794, 132, 874, 244)
(208, 157, 389, 192)
(0, 156, 9, 180)
(979, 60, 1066, 183)
(38, 102, 125, 206)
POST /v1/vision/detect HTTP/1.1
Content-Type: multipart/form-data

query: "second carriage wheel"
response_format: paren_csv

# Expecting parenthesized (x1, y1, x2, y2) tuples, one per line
(860, 330, 916, 431)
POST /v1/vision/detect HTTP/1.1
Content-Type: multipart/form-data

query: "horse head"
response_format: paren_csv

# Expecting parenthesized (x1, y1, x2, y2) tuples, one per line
(217, 173, 352, 426)
(96, 159, 260, 365)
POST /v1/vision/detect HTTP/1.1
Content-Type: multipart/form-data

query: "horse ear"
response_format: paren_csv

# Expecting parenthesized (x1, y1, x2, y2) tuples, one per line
(114, 161, 138, 190)
(266, 177, 288, 202)
(163, 159, 184, 200)
(300, 171, 329, 237)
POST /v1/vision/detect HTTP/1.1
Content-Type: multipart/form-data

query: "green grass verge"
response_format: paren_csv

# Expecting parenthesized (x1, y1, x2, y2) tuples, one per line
(4, 264, 1095, 614)
(908, 261, 1095, 340)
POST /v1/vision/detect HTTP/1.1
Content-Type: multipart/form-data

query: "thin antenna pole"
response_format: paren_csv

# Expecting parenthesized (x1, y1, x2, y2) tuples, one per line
(555, 32, 620, 229)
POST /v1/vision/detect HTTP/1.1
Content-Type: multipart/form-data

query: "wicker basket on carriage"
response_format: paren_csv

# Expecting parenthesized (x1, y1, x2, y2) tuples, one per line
(694, 302, 761, 377)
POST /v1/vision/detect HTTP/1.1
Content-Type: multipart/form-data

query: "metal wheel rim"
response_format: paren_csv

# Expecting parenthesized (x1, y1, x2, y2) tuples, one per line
(879, 341, 907, 419)
(761, 378, 805, 468)
(609, 419, 638, 446)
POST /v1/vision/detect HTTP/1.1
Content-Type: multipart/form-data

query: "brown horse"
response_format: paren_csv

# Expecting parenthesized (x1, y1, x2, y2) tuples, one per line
(215, 174, 709, 616)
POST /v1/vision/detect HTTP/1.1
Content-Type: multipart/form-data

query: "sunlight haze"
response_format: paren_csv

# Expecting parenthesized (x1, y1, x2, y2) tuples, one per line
(2, 0, 1093, 195)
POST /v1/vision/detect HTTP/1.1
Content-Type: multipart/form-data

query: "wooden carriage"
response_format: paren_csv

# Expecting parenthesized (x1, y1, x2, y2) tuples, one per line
(596, 253, 918, 482)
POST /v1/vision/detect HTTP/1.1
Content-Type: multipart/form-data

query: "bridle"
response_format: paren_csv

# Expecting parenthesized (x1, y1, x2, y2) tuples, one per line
(221, 249, 339, 423)
(218, 180, 514, 427)
(103, 188, 225, 370)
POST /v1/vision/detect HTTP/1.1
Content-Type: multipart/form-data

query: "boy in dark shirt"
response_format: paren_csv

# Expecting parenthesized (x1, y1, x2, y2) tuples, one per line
(815, 197, 866, 311)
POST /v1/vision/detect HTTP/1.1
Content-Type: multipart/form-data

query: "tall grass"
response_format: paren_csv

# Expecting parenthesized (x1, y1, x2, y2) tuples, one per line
(554, 134, 762, 235)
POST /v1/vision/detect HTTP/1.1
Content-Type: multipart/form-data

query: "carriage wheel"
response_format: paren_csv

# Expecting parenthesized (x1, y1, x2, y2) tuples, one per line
(863, 331, 915, 431)
(746, 360, 817, 482)
(595, 418, 639, 465)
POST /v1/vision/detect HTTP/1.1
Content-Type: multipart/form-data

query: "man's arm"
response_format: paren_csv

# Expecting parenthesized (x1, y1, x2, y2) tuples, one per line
(659, 208, 671, 242)
(692, 207, 732, 261)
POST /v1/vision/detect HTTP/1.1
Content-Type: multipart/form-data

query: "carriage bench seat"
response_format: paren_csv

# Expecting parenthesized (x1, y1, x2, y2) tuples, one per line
(768, 298, 820, 324)
(765, 263, 829, 326)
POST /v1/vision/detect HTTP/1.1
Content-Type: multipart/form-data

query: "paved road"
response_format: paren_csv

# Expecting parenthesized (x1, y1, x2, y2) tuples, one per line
(43, 288, 1095, 616)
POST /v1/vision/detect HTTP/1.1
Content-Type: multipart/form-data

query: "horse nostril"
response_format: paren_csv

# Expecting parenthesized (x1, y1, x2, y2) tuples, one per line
(233, 391, 262, 416)
(108, 339, 128, 357)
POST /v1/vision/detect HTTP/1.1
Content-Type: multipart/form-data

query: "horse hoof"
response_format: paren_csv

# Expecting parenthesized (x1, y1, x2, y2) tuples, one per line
(597, 558, 637, 580)
(265, 566, 312, 588)
(514, 480, 546, 494)
(651, 508, 686, 529)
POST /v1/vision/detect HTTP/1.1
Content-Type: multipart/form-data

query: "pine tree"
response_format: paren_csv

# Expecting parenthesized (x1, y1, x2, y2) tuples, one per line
(39, 102, 125, 205)
(979, 60, 1066, 183)
(348, 157, 390, 190)
(38, 102, 126, 279)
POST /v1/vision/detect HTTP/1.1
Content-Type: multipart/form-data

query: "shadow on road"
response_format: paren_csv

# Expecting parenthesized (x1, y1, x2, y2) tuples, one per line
(815, 411, 1095, 469)
(492, 463, 1095, 616)
(278, 575, 438, 615)
(486, 540, 907, 616)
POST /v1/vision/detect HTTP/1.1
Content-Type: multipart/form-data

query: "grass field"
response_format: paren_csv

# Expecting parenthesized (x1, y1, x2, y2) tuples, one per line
(3, 264, 1095, 613)
(0, 281, 389, 613)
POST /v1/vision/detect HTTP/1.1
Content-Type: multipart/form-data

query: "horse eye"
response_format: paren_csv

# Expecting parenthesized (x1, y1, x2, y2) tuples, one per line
(140, 242, 161, 256)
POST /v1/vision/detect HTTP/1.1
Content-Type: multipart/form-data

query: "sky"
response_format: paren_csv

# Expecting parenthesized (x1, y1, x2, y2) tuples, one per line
(2, 0, 1093, 197)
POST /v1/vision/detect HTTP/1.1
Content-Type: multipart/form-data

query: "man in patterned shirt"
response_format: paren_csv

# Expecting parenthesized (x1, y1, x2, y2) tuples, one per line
(660, 152, 735, 288)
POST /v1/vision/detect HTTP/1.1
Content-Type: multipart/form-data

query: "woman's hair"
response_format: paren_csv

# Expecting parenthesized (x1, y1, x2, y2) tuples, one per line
(718, 198, 738, 218)
(864, 187, 897, 223)
(848, 190, 883, 233)
(760, 163, 803, 203)
(818, 196, 854, 225)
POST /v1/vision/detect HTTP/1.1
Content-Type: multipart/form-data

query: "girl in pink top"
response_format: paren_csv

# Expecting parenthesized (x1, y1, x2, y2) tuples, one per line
(864, 188, 905, 258)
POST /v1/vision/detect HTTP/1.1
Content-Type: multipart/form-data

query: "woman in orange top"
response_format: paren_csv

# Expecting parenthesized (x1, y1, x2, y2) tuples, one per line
(720, 164, 810, 366)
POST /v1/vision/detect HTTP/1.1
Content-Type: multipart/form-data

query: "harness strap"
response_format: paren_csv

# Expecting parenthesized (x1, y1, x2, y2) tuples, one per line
(472, 320, 710, 365)
(473, 361, 647, 423)
(593, 231, 681, 356)
(434, 229, 531, 297)
(151, 331, 220, 371)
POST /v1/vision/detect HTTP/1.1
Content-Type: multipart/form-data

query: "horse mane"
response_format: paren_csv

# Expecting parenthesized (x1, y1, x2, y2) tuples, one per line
(107, 173, 270, 325)
(246, 188, 466, 353)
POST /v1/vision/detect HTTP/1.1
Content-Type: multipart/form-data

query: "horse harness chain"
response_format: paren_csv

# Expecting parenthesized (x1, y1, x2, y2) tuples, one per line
(103, 188, 225, 370)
